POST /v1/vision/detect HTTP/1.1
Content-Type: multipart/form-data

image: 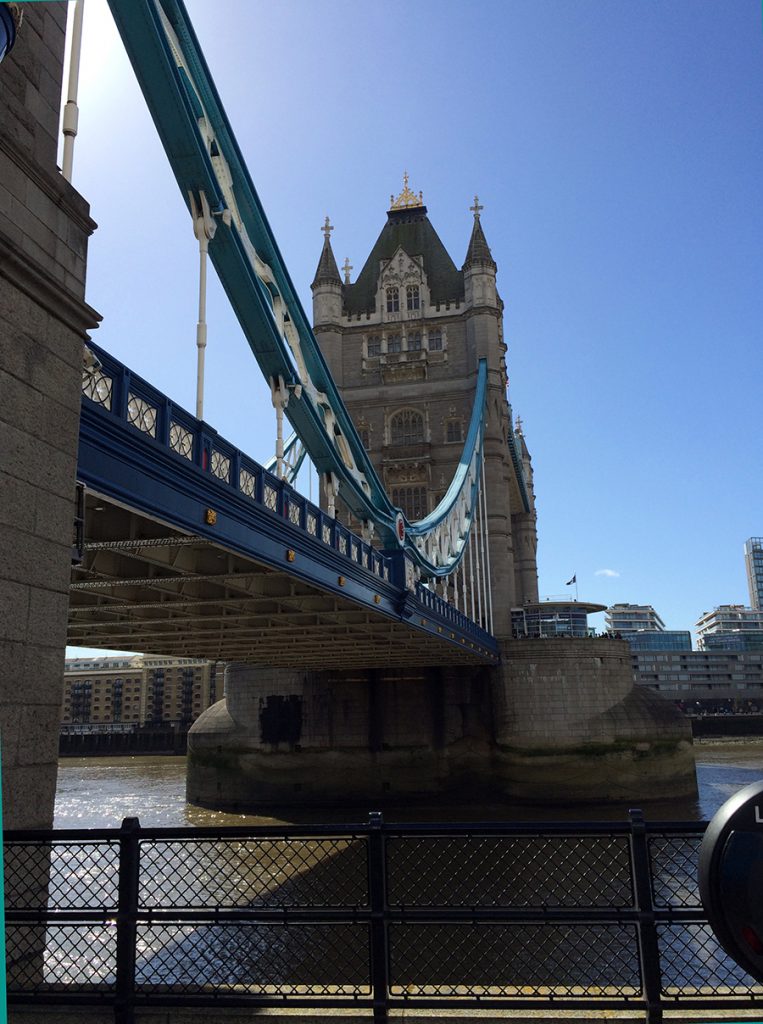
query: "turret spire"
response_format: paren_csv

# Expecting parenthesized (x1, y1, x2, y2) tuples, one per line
(464, 195, 496, 270)
(311, 215, 342, 288)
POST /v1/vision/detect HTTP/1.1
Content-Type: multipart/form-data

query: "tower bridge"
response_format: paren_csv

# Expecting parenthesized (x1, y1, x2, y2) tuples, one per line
(0, 0, 696, 827)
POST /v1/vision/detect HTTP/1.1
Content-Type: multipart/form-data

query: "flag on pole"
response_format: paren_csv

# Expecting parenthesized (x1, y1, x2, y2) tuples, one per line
(566, 575, 576, 586)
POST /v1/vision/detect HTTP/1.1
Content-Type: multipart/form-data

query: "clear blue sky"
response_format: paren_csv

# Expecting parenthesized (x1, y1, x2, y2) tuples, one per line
(66, 0, 762, 654)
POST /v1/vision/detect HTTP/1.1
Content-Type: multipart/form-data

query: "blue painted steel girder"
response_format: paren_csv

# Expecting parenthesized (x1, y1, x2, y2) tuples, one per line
(77, 342, 499, 661)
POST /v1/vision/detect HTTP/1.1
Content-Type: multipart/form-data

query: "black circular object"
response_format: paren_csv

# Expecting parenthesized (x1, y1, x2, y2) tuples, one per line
(699, 779, 763, 982)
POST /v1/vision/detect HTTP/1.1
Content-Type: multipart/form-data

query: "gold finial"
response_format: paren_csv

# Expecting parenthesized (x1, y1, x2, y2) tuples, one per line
(342, 257, 352, 285)
(322, 216, 333, 241)
(470, 195, 484, 220)
(390, 171, 424, 211)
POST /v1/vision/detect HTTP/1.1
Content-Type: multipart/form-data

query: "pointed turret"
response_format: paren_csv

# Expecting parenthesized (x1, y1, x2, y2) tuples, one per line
(312, 216, 342, 289)
(464, 196, 496, 270)
(463, 196, 497, 308)
(312, 216, 343, 329)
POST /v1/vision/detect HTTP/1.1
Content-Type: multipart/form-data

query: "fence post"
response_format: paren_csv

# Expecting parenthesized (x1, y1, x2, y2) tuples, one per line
(629, 809, 663, 1024)
(368, 812, 389, 1023)
(115, 816, 140, 1024)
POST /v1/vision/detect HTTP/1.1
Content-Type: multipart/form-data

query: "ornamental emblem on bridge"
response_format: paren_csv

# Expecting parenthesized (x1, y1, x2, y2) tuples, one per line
(395, 511, 405, 545)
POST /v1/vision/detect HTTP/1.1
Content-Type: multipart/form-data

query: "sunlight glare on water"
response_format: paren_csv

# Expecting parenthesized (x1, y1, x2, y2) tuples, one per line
(53, 742, 763, 828)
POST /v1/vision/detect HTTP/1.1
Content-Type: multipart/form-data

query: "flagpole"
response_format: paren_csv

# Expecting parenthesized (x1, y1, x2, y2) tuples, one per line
(575, 575, 579, 602)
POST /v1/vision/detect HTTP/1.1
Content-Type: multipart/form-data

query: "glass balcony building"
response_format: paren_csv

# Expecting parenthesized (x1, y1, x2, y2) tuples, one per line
(745, 537, 763, 612)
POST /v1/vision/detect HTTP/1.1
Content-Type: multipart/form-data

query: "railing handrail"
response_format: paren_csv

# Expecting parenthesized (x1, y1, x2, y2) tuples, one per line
(8, 813, 756, 1024)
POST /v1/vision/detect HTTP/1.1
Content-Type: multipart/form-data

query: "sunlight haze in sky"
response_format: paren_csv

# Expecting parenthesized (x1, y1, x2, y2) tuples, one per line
(64, 0, 763, 655)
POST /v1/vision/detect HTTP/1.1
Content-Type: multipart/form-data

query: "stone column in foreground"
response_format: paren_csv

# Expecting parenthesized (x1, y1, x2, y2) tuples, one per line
(0, 3, 100, 829)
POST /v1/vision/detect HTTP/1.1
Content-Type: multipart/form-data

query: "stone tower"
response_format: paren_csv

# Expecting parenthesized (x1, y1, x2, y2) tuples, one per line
(188, 183, 696, 811)
(311, 178, 538, 638)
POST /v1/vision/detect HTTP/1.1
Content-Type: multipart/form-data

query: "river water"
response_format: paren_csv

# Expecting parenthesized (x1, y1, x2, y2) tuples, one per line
(42, 743, 763, 1000)
(53, 739, 763, 828)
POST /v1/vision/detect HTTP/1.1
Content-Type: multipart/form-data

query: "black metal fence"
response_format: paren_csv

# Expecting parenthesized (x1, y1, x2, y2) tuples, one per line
(4, 812, 763, 1023)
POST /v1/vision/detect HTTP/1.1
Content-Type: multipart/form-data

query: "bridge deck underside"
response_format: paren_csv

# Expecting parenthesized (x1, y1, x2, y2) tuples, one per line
(69, 494, 490, 669)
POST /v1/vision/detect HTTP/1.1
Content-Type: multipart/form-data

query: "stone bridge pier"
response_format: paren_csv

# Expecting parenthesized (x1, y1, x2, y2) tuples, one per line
(187, 639, 695, 811)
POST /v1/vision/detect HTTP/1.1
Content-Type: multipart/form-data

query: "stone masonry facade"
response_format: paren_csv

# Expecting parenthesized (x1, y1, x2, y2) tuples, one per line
(0, 3, 100, 828)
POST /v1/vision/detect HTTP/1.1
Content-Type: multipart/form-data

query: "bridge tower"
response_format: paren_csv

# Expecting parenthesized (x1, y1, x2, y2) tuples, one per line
(189, 182, 694, 811)
(312, 179, 538, 636)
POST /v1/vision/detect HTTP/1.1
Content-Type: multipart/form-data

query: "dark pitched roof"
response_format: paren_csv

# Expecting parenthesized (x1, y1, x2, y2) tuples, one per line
(311, 234, 341, 288)
(343, 207, 464, 315)
(464, 216, 496, 270)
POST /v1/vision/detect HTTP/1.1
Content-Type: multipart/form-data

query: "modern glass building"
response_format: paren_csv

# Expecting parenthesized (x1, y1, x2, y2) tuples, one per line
(745, 537, 763, 611)
(703, 631, 763, 653)
(624, 631, 692, 651)
(605, 604, 666, 633)
(695, 605, 763, 650)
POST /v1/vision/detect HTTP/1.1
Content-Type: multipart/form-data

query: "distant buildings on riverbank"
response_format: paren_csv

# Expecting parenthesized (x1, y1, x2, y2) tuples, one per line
(604, 538, 763, 712)
(62, 655, 223, 728)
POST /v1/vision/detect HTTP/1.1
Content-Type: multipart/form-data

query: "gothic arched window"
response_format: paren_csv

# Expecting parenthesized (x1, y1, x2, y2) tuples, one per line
(428, 328, 443, 351)
(446, 419, 463, 444)
(386, 287, 400, 313)
(392, 486, 428, 520)
(407, 331, 422, 351)
(367, 335, 381, 357)
(390, 409, 425, 446)
(406, 285, 420, 311)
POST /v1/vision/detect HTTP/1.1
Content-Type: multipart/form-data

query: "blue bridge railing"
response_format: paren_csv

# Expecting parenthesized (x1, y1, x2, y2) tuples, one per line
(80, 341, 498, 658)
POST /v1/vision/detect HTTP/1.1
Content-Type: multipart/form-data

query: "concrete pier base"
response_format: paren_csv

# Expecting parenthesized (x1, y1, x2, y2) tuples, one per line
(492, 639, 697, 803)
(187, 640, 696, 812)
(187, 662, 497, 810)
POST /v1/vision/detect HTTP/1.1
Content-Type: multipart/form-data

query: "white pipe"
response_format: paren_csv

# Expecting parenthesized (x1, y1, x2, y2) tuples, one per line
(478, 462, 489, 631)
(196, 234, 208, 420)
(61, 0, 85, 182)
(475, 516, 481, 626)
(275, 402, 284, 479)
(325, 472, 338, 519)
(481, 455, 494, 633)
(269, 376, 288, 480)
(190, 191, 216, 422)
(476, 514, 484, 628)
(468, 520, 476, 620)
